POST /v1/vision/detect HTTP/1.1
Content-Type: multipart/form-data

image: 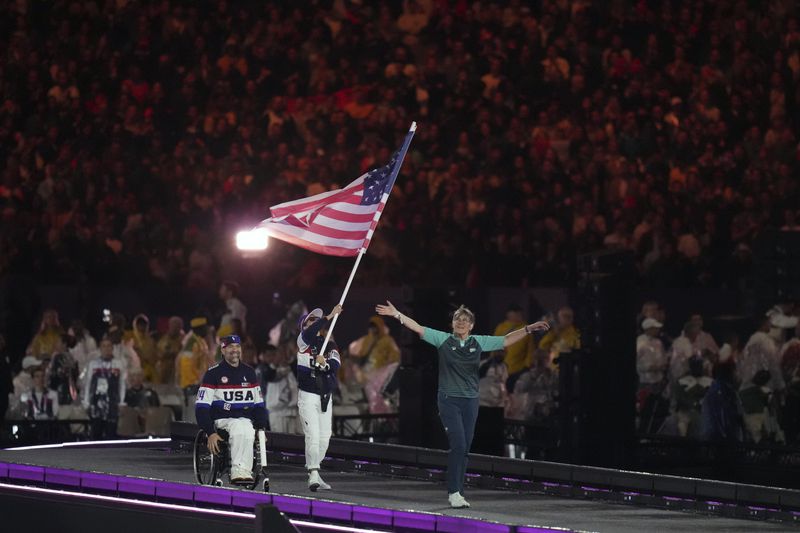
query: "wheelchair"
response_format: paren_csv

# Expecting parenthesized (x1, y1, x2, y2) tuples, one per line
(193, 427, 270, 492)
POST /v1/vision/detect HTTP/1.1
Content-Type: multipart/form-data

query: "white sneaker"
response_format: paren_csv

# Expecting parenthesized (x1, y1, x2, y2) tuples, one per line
(308, 469, 321, 492)
(448, 492, 470, 508)
(230, 467, 254, 483)
(317, 475, 332, 490)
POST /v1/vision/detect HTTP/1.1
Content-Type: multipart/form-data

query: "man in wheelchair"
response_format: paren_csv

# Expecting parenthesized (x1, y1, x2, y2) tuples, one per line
(196, 335, 267, 483)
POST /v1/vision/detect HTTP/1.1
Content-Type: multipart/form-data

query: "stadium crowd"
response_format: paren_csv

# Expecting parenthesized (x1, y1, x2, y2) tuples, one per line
(1, 0, 799, 292)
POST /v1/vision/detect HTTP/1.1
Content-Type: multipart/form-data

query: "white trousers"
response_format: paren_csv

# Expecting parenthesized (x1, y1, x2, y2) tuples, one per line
(269, 412, 300, 434)
(297, 390, 332, 470)
(214, 417, 254, 472)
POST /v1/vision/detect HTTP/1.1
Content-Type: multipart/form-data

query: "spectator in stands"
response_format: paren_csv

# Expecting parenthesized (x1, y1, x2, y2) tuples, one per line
(739, 369, 782, 444)
(637, 318, 669, 433)
(264, 344, 299, 434)
(67, 320, 97, 381)
(702, 361, 744, 443)
(125, 369, 160, 410)
(176, 317, 212, 421)
(218, 281, 247, 338)
(155, 316, 184, 384)
(492, 305, 533, 391)
(20, 367, 59, 420)
(129, 314, 158, 383)
(474, 347, 509, 457)
(669, 321, 708, 384)
(740, 317, 785, 394)
(508, 349, 558, 423)
(83, 338, 127, 440)
(689, 313, 720, 357)
(28, 309, 64, 361)
(670, 355, 711, 438)
(12, 356, 41, 411)
(47, 334, 79, 406)
(107, 317, 141, 374)
(346, 316, 401, 413)
(538, 306, 581, 371)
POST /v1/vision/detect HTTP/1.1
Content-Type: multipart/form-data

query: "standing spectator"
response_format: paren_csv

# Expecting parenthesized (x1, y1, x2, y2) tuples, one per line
(68, 320, 97, 381)
(107, 320, 141, 374)
(218, 281, 247, 337)
(83, 338, 127, 440)
(688, 314, 720, 356)
(47, 334, 79, 406)
(12, 357, 41, 409)
(176, 317, 212, 422)
(702, 361, 744, 443)
(28, 309, 64, 361)
(538, 306, 581, 371)
(739, 317, 786, 394)
(264, 345, 299, 434)
(20, 366, 59, 420)
(130, 314, 158, 383)
(637, 318, 669, 433)
(346, 316, 401, 412)
(508, 349, 558, 423)
(473, 349, 508, 456)
(492, 305, 533, 390)
(669, 321, 707, 384)
(155, 316, 184, 384)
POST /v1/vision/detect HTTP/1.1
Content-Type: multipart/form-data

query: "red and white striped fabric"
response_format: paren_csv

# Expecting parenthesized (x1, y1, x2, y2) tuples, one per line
(258, 126, 416, 256)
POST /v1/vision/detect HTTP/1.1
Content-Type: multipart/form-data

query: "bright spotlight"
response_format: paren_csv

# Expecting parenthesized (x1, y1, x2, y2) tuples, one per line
(236, 228, 269, 251)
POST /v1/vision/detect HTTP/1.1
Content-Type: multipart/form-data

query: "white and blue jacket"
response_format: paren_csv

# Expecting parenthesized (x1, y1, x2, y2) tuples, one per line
(296, 317, 341, 396)
(195, 360, 268, 436)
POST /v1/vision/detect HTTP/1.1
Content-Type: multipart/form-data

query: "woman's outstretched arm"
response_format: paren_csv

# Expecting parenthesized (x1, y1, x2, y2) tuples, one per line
(376, 300, 425, 337)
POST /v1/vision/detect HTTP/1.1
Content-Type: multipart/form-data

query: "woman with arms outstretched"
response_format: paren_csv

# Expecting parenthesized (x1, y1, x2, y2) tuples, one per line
(375, 301, 550, 508)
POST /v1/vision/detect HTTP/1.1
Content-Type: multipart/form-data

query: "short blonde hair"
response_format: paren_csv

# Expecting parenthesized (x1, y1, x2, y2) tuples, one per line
(452, 305, 475, 323)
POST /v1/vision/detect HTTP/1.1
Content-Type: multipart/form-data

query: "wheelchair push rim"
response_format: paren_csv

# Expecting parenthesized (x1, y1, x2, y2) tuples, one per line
(193, 430, 219, 485)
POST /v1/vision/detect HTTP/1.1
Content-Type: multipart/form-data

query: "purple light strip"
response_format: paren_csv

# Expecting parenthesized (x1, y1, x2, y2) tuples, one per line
(0, 483, 385, 533)
(4, 438, 171, 451)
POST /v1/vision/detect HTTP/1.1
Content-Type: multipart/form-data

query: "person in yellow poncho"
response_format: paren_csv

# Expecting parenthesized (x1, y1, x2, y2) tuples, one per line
(175, 317, 212, 390)
(493, 305, 534, 384)
(28, 309, 65, 361)
(345, 316, 401, 412)
(155, 316, 184, 384)
(129, 314, 158, 383)
(538, 306, 581, 371)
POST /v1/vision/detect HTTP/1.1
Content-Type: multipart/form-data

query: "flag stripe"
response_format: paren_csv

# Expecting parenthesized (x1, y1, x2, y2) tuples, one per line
(313, 214, 374, 233)
(258, 124, 415, 257)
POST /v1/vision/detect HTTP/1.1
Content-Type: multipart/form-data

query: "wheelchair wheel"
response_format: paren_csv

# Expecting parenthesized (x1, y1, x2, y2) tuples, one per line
(262, 478, 270, 492)
(193, 430, 219, 485)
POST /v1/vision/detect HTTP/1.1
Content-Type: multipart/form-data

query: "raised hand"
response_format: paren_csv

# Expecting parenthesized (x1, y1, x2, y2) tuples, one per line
(375, 300, 397, 317)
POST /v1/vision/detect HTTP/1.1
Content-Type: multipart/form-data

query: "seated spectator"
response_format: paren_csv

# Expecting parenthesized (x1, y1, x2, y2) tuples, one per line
(491, 305, 533, 390)
(739, 369, 784, 444)
(345, 316, 400, 411)
(669, 355, 711, 438)
(508, 349, 557, 423)
(125, 369, 160, 410)
(28, 309, 64, 361)
(20, 366, 59, 420)
(538, 306, 581, 371)
(12, 356, 41, 409)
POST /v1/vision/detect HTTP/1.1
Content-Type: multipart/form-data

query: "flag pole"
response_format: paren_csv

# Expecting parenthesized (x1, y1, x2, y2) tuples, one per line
(318, 122, 417, 357)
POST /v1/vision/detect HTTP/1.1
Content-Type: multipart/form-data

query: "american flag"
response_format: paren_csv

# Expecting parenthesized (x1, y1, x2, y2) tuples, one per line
(258, 124, 416, 257)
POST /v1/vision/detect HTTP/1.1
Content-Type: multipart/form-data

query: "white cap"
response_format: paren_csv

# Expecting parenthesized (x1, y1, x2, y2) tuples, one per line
(302, 308, 324, 328)
(22, 356, 40, 370)
(642, 318, 663, 330)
